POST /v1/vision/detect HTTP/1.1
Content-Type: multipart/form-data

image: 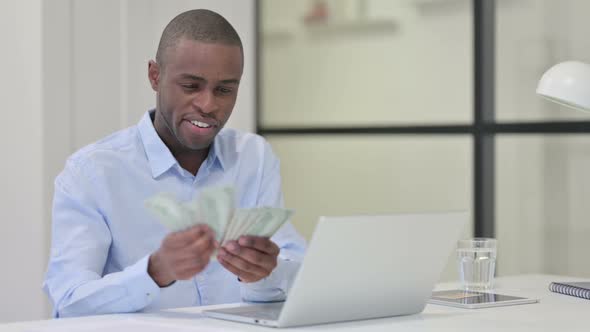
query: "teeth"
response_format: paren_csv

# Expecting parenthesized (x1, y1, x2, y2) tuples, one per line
(190, 120, 211, 128)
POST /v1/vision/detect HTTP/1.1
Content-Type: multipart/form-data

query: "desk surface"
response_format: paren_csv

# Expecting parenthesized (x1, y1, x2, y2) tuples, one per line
(2, 274, 588, 332)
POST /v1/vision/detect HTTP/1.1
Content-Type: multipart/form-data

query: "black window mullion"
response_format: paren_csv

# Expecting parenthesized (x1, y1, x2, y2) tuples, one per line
(474, 0, 495, 238)
(257, 0, 590, 245)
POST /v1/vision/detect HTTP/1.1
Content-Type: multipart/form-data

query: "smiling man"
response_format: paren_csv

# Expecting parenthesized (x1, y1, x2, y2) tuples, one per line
(43, 9, 306, 317)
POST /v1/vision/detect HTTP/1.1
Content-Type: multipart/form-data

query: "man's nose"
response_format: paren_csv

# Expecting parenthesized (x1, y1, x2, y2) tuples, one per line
(194, 90, 217, 113)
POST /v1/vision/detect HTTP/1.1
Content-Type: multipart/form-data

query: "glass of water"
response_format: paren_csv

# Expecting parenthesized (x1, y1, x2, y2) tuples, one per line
(457, 238, 497, 291)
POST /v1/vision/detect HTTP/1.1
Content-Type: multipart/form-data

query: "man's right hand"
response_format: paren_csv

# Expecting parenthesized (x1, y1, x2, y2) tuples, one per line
(148, 224, 217, 287)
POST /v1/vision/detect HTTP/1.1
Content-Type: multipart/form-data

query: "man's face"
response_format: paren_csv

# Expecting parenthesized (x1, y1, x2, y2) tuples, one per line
(149, 38, 243, 151)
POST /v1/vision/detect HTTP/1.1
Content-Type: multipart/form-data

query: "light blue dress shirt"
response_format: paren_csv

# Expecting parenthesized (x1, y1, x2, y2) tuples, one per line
(43, 110, 306, 318)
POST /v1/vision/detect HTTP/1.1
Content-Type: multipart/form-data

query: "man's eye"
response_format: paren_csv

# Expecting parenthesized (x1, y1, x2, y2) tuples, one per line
(216, 87, 232, 95)
(181, 84, 199, 90)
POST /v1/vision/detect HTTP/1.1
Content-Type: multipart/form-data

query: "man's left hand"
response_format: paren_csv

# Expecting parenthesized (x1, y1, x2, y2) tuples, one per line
(217, 236, 280, 283)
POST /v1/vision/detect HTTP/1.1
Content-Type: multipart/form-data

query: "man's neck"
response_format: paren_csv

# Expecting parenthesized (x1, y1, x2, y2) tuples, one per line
(152, 111, 209, 176)
(173, 149, 209, 176)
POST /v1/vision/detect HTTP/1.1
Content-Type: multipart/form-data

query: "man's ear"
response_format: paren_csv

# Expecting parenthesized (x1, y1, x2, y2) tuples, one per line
(148, 60, 160, 91)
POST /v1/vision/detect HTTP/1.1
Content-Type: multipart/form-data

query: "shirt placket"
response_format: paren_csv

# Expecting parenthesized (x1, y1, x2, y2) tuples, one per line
(191, 163, 211, 306)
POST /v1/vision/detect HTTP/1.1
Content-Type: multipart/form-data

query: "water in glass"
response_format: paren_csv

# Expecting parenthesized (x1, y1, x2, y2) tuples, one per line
(458, 247, 496, 291)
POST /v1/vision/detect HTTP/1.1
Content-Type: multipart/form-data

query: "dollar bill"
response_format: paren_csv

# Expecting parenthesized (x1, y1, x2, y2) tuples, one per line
(145, 186, 294, 246)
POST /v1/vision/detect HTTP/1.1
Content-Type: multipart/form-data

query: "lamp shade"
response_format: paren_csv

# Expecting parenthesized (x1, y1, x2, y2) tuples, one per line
(536, 61, 590, 112)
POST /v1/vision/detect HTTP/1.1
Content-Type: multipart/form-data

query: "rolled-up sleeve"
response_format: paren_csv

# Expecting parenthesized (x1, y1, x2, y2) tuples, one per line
(43, 159, 160, 317)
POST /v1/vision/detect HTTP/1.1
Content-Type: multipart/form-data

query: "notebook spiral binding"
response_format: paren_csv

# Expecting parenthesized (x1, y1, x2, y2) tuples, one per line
(549, 282, 590, 300)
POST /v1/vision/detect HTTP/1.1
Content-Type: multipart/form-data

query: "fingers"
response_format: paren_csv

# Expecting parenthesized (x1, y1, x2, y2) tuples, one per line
(175, 259, 210, 280)
(224, 241, 277, 271)
(237, 236, 280, 256)
(188, 230, 217, 252)
(172, 230, 217, 264)
(164, 224, 215, 249)
(154, 224, 218, 282)
(218, 258, 259, 282)
(160, 232, 280, 283)
(217, 236, 280, 282)
(189, 225, 219, 253)
(166, 245, 214, 280)
(217, 248, 267, 282)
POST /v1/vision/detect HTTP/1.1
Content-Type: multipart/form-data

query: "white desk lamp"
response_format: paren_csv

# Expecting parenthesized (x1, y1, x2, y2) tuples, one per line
(536, 61, 590, 111)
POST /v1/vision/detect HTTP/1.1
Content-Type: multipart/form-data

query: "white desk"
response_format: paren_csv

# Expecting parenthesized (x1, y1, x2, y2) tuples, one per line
(2, 274, 588, 332)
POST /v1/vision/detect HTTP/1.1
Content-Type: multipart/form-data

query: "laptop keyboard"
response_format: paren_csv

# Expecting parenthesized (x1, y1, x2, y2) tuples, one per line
(218, 302, 284, 320)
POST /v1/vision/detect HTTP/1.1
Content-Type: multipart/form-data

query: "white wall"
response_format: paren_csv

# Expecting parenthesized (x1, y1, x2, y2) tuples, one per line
(66, 0, 256, 151)
(1, 0, 255, 323)
(0, 0, 46, 323)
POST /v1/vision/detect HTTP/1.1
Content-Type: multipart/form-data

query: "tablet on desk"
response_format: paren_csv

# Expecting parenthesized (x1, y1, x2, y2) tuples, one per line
(429, 290, 539, 309)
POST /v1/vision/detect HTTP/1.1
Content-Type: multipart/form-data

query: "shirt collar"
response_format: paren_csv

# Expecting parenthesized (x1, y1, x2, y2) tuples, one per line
(138, 110, 225, 178)
(203, 132, 226, 172)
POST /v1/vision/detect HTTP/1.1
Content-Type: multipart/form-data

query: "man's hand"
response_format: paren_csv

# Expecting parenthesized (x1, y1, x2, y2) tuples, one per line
(217, 236, 280, 283)
(148, 225, 217, 287)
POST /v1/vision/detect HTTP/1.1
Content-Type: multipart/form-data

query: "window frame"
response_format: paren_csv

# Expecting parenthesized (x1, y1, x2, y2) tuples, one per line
(255, 0, 590, 238)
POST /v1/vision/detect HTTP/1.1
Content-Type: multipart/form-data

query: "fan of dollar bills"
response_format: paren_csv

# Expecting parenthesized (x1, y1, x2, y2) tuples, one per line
(145, 186, 294, 245)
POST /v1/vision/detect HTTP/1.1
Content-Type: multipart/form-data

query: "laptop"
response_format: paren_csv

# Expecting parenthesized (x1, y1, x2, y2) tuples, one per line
(203, 211, 467, 328)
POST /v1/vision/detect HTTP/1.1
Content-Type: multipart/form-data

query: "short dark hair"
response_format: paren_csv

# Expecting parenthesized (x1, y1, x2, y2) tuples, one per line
(155, 9, 243, 69)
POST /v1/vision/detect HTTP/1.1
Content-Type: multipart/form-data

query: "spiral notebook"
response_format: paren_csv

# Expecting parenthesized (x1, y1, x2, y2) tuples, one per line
(549, 281, 590, 300)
